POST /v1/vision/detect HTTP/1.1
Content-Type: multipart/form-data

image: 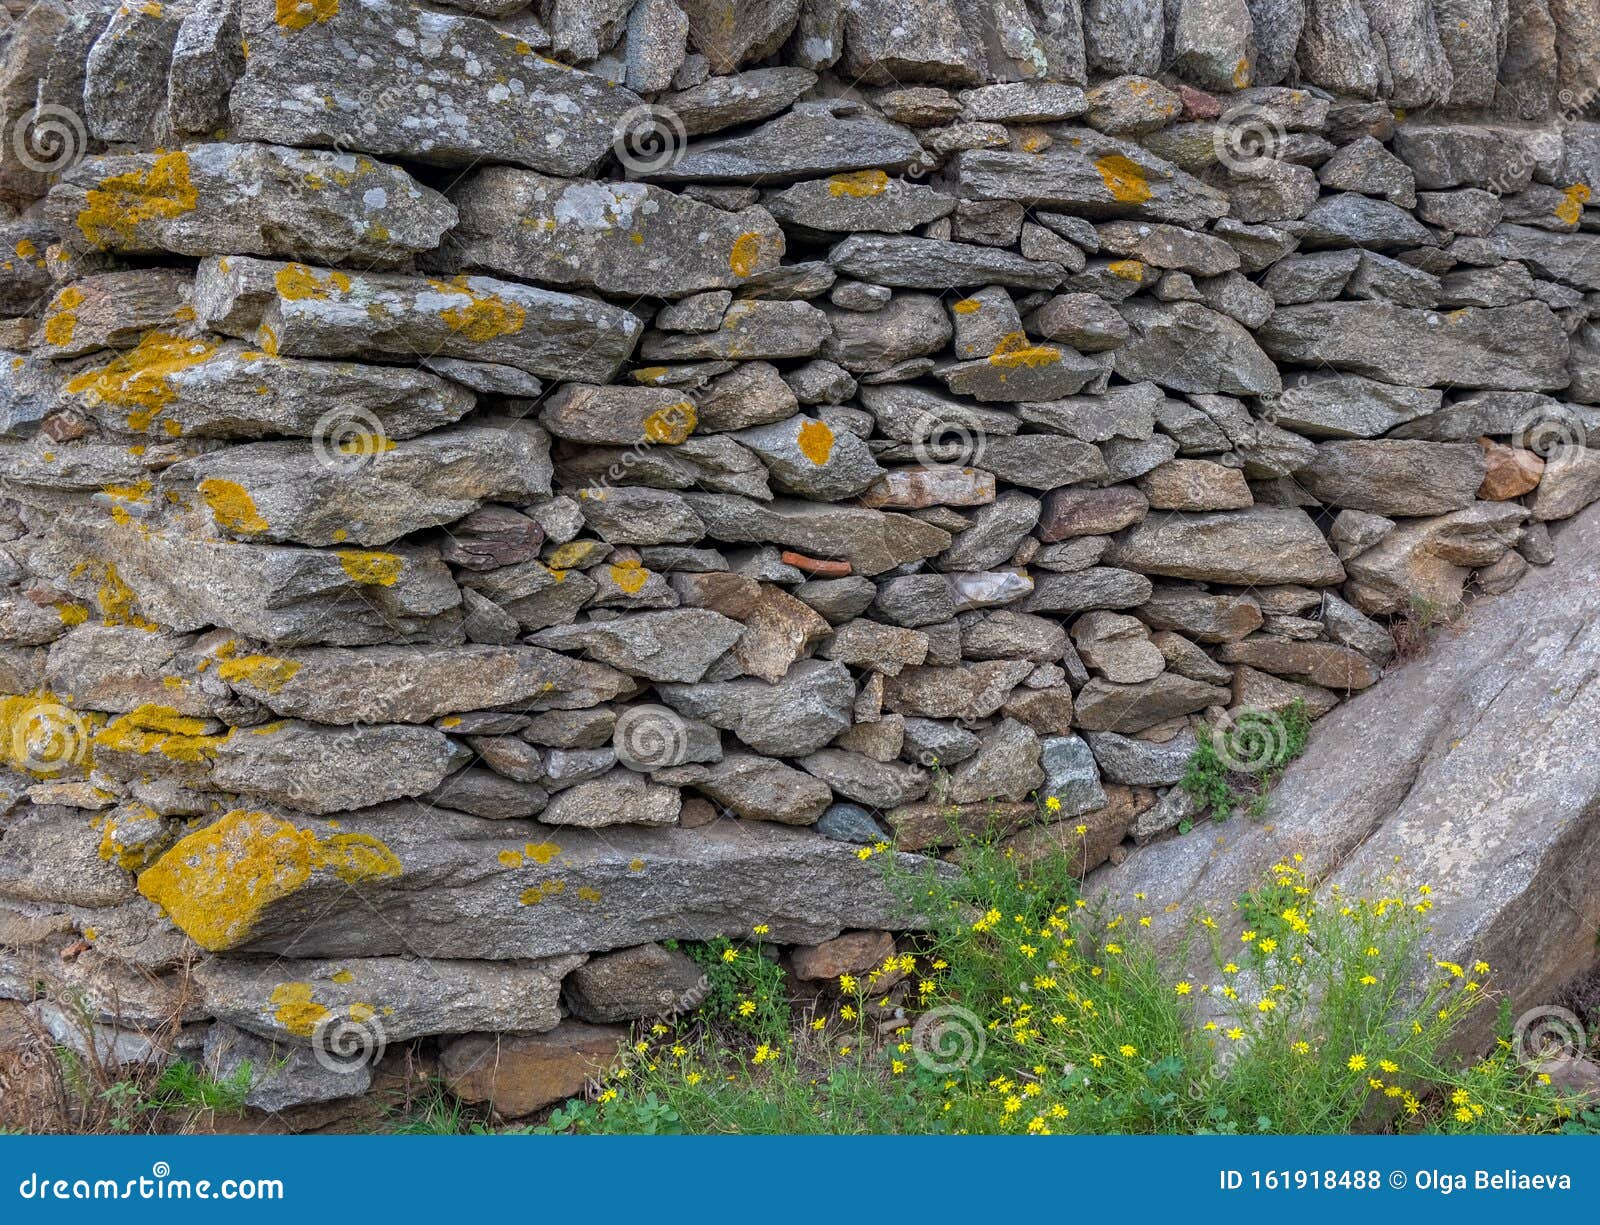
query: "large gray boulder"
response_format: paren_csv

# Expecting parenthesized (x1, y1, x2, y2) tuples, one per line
(1089, 500, 1600, 1045)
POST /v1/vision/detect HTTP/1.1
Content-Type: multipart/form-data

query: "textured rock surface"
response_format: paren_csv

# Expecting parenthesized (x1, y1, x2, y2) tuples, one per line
(1090, 501, 1600, 1046)
(0, 0, 1595, 1110)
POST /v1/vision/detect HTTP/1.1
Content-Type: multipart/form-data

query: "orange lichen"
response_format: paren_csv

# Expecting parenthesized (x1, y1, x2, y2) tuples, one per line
(43, 286, 84, 347)
(729, 231, 764, 277)
(951, 298, 981, 315)
(1092, 154, 1152, 205)
(1107, 259, 1145, 282)
(95, 562, 161, 631)
(432, 277, 527, 341)
(137, 808, 402, 951)
(642, 401, 695, 444)
(336, 549, 403, 586)
(498, 849, 524, 867)
(988, 333, 1062, 369)
(338, 433, 396, 455)
(76, 151, 198, 249)
(827, 170, 889, 198)
(608, 559, 650, 594)
(524, 841, 561, 864)
(275, 0, 338, 31)
(1556, 184, 1591, 226)
(796, 418, 835, 465)
(199, 478, 269, 535)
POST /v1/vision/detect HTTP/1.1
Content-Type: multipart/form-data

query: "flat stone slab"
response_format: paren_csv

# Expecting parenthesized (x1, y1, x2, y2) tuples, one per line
(229, 0, 642, 177)
(140, 806, 948, 959)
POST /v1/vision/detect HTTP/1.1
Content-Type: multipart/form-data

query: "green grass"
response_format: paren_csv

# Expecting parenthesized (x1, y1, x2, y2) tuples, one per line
(1180, 699, 1312, 825)
(544, 838, 1583, 1135)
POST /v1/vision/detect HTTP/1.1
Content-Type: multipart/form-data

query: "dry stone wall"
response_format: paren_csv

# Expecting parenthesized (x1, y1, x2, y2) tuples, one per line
(0, 0, 1598, 1115)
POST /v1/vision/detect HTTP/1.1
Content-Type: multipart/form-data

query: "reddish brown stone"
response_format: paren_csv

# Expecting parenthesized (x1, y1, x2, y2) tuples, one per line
(790, 930, 896, 980)
(439, 1021, 625, 1118)
(781, 551, 852, 576)
(1476, 437, 1543, 500)
(1038, 486, 1149, 541)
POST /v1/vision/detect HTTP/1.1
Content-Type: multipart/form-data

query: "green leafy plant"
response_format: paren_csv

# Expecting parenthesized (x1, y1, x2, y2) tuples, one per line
(1182, 700, 1312, 823)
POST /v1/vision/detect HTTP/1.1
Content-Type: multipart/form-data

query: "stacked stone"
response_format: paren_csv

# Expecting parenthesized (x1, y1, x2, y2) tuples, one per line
(0, 0, 1596, 1115)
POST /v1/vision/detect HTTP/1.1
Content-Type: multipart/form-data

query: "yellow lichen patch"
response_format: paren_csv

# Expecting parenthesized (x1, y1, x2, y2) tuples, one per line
(632, 365, 670, 385)
(828, 170, 889, 198)
(952, 298, 981, 314)
(797, 418, 835, 465)
(498, 849, 524, 867)
(729, 231, 764, 277)
(1092, 154, 1152, 205)
(1232, 57, 1251, 89)
(95, 562, 161, 631)
(608, 559, 650, 594)
(524, 841, 561, 864)
(337, 433, 395, 455)
(215, 653, 302, 694)
(519, 879, 566, 906)
(199, 478, 269, 535)
(336, 549, 403, 586)
(330, 969, 354, 984)
(76, 151, 198, 249)
(43, 286, 85, 347)
(64, 331, 218, 432)
(274, 262, 351, 302)
(94, 704, 231, 764)
(56, 603, 89, 626)
(348, 1002, 376, 1024)
(439, 716, 462, 729)
(628, 858, 645, 872)
(543, 542, 595, 570)
(1107, 259, 1145, 282)
(988, 332, 1062, 369)
(14, 238, 35, 258)
(269, 983, 329, 1037)
(275, 0, 338, 30)
(1556, 183, 1591, 226)
(97, 804, 166, 872)
(576, 886, 602, 903)
(0, 692, 96, 775)
(172, 304, 196, 322)
(642, 401, 695, 444)
(432, 277, 527, 341)
(137, 808, 401, 951)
